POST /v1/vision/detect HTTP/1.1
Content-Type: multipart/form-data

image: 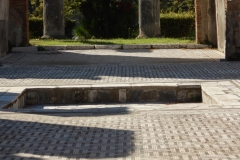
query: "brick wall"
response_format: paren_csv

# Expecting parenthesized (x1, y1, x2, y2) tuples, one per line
(9, 0, 29, 46)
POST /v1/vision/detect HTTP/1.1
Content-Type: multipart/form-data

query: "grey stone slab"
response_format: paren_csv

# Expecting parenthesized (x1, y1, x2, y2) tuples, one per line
(151, 44, 179, 49)
(123, 44, 151, 49)
(41, 46, 67, 51)
(196, 44, 211, 49)
(66, 45, 95, 50)
(12, 46, 38, 53)
(187, 44, 196, 49)
(95, 45, 122, 49)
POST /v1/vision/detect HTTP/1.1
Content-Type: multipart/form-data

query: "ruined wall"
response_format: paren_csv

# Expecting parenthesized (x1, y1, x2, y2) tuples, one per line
(225, 0, 240, 60)
(0, 0, 9, 57)
(9, 0, 29, 47)
(195, 0, 217, 47)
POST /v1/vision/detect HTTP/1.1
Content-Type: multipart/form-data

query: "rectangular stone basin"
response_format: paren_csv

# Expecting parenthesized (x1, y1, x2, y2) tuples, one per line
(3, 85, 202, 109)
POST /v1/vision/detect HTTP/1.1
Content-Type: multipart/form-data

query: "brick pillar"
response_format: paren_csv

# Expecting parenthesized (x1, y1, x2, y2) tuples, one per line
(137, 0, 160, 38)
(42, 0, 65, 39)
(0, 0, 9, 57)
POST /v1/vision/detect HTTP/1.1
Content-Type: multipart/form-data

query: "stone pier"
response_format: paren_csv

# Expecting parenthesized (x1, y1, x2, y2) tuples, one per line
(195, 0, 217, 47)
(225, 0, 240, 60)
(137, 0, 160, 38)
(41, 0, 65, 39)
(0, 0, 9, 57)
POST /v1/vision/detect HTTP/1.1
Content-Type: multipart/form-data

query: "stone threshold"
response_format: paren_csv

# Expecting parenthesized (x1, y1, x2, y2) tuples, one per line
(11, 44, 212, 53)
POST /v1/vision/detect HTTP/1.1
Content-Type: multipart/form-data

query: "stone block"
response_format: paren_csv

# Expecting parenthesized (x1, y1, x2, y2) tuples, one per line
(123, 45, 151, 49)
(26, 92, 38, 105)
(128, 89, 142, 102)
(140, 90, 158, 102)
(187, 44, 196, 49)
(158, 89, 177, 102)
(42, 46, 66, 51)
(95, 45, 122, 49)
(151, 44, 179, 49)
(66, 45, 95, 50)
(119, 89, 127, 103)
(179, 44, 187, 48)
(12, 46, 38, 53)
(195, 44, 211, 49)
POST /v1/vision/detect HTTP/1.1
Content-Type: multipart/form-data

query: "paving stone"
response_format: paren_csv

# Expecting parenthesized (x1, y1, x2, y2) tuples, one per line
(0, 109, 240, 159)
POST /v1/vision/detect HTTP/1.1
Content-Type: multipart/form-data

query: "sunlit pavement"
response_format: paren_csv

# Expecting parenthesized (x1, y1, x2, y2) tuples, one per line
(1, 49, 240, 159)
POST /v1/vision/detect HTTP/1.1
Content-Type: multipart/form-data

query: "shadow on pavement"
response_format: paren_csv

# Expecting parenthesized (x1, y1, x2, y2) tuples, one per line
(0, 119, 134, 159)
(0, 49, 239, 82)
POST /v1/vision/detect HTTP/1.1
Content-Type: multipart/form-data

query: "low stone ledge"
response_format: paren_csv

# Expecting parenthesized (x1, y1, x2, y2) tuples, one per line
(12, 46, 38, 53)
(40, 46, 67, 51)
(66, 45, 95, 50)
(196, 44, 212, 49)
(187, 44, 196, 49)
(95, 45, 122, 49)
(152, 44, 180, 49)
(123, 45, 151, 49)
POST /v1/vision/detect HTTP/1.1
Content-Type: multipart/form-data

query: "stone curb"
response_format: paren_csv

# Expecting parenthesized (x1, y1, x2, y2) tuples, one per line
(12, 46, 38, 53)
(32, 44, 212, 51)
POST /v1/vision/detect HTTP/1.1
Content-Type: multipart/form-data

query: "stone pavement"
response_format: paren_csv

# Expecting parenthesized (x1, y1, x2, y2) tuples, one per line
(1, 109, 240, 160)
(1, 49, 240, 159)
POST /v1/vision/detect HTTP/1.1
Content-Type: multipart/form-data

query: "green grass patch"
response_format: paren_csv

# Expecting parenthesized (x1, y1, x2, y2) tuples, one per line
(30, 38, 196, 46)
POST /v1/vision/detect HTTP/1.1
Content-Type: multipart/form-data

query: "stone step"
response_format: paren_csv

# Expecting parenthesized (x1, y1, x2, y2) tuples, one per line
(36, 44, 212, 51)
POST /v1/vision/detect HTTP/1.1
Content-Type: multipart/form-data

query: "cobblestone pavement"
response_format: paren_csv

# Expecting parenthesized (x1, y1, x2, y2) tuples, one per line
(1, 109, 240, 160)
(0, 49, 223, 66)
(1, 49, 240, 160)
(0, 49, 230, 86)
(1, 62, 240, 86)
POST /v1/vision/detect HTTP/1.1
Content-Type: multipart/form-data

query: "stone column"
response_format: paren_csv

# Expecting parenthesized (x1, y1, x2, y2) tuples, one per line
(41, 0, 65, 39)
(137, 0, 160, 38)
(0, 0, 9, 57)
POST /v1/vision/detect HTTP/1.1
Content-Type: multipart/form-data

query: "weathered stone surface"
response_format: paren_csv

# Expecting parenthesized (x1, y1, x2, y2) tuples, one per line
(151, 44, 179, 49)
(9, 0, 29, 47)
(215, 0, 226, 53)
(119, 89, 127, 103)
(123, 45, 151, 50)
(225, 0, 240, 60)
(66, 45, 95, 50)
(0, 0, 9, 57)
(12, 46, 38, 53)
(195, 0, 217, 46)
(158, 89, 177, 102)
(42, 0, 65, 39)
(138, 0, 160, 38)
(42, 46, 67, 51)
(95, 45, 122, 50)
